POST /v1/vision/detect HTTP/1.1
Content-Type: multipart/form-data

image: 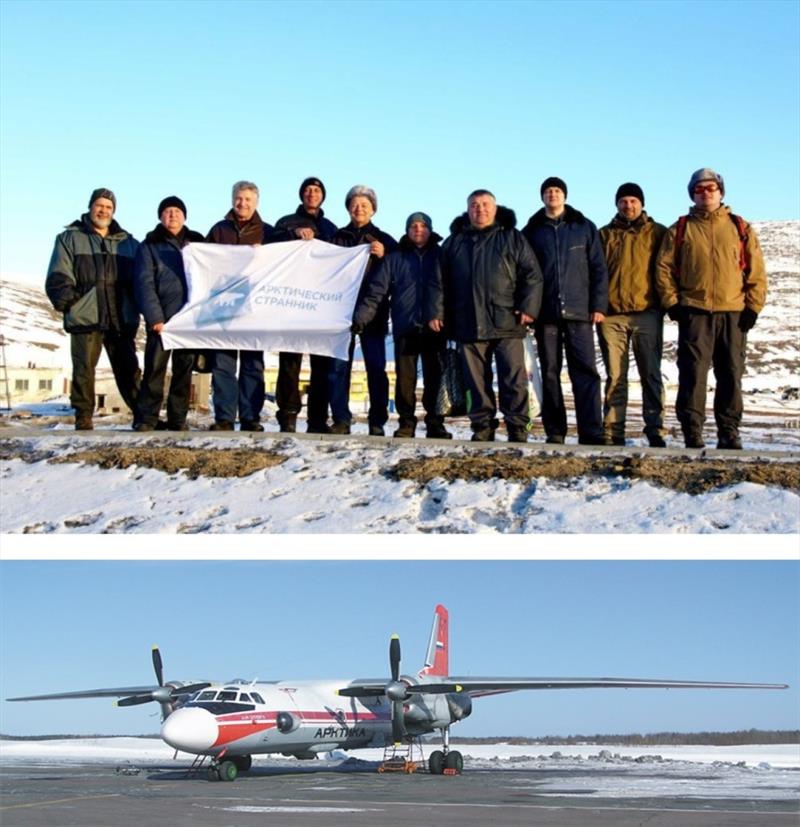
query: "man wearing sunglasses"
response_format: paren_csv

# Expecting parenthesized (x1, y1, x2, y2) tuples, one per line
(656, 168, 767, 450)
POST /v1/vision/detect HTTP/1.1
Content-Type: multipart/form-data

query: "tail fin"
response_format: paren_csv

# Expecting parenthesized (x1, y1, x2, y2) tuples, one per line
(419, 604, 449, 677)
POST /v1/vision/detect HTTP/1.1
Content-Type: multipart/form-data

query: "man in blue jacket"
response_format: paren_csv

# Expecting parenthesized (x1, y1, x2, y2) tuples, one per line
(429, 190, 543, 442)
(353, 212, 450, 439)
(132, 196, 204, 431)
(522, 177, 608, 445)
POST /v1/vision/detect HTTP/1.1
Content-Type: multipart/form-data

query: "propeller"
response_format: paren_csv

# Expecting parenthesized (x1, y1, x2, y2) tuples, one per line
(116, 646, 210, 718)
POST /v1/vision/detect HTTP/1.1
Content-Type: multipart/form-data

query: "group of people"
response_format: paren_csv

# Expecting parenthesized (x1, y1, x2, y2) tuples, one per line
(45, 168, 767, 450)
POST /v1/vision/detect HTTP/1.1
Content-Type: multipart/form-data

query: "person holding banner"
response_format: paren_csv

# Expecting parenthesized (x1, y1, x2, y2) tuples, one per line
(132, 196, 204, 432)
(352, 212, 450, 440)
(205, 181, 274, 431)
(328, 186, 398, 435)
(270, 177, 338, 434)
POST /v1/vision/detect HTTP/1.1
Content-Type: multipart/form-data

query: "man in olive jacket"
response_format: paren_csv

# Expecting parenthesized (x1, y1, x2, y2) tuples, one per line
(428, 189, 543, 442)
(45, 188, 140, 430)
(599, 183, 667, 447)
(656, 168, 767, 449)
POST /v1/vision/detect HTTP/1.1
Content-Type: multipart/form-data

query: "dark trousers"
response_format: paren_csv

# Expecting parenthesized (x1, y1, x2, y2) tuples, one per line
(535, 320, 602, 440)
(327, 333, 388, 427)
(459, 338, 528, 430)
(135, 331, 194, 427)
(393, 330, 445, 429)
(70, 328, 140, 417)
(211, 349, 264, 424)
(276, 351, 329, 429)
(676, 310, 746, 440)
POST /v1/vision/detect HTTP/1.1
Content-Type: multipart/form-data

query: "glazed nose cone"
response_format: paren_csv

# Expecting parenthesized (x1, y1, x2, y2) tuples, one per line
(161, 707, 218, 753)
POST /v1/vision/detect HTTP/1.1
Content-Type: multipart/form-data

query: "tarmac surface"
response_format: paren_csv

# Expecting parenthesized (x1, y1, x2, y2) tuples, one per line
(1, 761, 797, 827)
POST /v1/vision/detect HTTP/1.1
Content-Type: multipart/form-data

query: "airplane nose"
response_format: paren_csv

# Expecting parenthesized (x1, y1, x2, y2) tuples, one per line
(161, 707, 218, 753)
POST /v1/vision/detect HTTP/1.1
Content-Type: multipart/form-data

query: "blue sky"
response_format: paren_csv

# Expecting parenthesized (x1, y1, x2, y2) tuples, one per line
(1, 0, 798, 286)
(1, 561, 797, 737)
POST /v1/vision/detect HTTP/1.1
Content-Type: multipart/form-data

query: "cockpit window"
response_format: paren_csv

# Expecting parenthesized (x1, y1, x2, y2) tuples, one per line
(217, 690, 237, 701)
(239, 693, 252, 703)
(251, 693, 265, 705)
(197, 690, 217, 701)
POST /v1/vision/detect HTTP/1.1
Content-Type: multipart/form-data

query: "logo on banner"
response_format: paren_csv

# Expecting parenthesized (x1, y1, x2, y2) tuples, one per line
(195, 276, 253, 328)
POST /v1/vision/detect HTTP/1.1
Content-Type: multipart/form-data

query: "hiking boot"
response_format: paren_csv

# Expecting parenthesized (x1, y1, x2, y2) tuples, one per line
(507, 427, 528, 443)
(155, 420, 169, 431)
(393, 424, 416, 438)
(647, 434, 667, 448)
(426, 424, 452, 440)
(546, 434, 564, 444)
(578, 436, 606, 446)
(717, 435, 743, 450)
(210, 421, 234, 431)
(685, 434, 705, 449)
(604, 435, 626, 446)
(307, 423, 331, 434)
(75, 416, 94, 430)
(133, 422, 155, 432)
(330, 421, 351, 435)
(471, 427, 495, 442)
(168, 421, 189, 431)
(240, 421, 264, 432)
(278, 416, 297, 433)
(368, 424, 385, 437)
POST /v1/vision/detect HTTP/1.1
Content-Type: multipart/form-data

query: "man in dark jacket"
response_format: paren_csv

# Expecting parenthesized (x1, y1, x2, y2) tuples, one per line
(206, 180, 274, 431)
(329, 185, 398, 435)
(269, 177, 337, 433)
(428, 189, 543, 442)
(598, 183, 667, 447)
(522, 177, 608, 445)
(132, 196, 204, 432)
(45, 188, 141, 430)
(353, 212, 450, 440)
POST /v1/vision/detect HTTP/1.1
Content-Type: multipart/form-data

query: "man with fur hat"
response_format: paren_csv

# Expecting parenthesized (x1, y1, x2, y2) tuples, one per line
(428, 190, 543, 442)
(45, 188, 141, 430)
(328, 185, 397, 435)
(132, 196, 205, 432)
(655, 168, 766, 449)
(353, 212, 450, 440)
(205, 180, 274, 431)
(598, 183, 667, 447)
(522, 177, 608, 445)
(269, 177, 338, 433)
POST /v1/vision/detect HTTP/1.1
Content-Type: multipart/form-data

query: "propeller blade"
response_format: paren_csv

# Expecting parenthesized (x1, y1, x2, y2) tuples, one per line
(389, 635, 400, 683)
(337, 685, 386, 698)
(117, 694, 155, 707)
(171, 682, 211, 697)
(391, 699, 406, 743)
(152, 646, 164, 687)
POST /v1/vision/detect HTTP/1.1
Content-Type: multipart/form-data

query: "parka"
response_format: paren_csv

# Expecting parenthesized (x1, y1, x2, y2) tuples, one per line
(429, 206, 543, 342)
(521, 205, 608, 323)
(655, 205, 767, 313)
(270, 205, 337, 243)
(133, 224, 205, 328)
(599, 212, 667, 314)
(206, 210, 273, 245)
(45, 214, 139, 333)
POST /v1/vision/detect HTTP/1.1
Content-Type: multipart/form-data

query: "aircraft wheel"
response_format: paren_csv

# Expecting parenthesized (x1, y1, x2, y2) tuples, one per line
(207, 766, 220, 782)
(428, 749, 444, 775)
(233, 755, 252, 772)
(218, 760, 238, 782)
(444, 751, 463, 773)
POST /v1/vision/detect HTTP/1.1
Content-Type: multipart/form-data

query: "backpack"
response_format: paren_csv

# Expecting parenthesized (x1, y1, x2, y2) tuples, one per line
(673, 213, 750, 277)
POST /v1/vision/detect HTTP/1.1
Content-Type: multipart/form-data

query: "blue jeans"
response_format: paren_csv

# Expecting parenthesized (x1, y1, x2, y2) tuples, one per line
(327, 334, 388, 426)
(211, 349, 265, 424)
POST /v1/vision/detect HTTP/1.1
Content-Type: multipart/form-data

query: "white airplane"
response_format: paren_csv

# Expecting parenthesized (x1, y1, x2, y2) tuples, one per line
(8, 605, 788, 782)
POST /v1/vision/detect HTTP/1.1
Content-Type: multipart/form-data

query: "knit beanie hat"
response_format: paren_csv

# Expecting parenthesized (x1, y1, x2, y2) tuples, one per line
(345, 185, 378, 212)
(158, 195, 187, 218)
(89, 188, 116, 210)
(688, 168, 725, 197)
(540, 177, 567, 198)
(615, 182, 645, 206)
(299, 177, 326, 202)
(405, 211, 433, 231)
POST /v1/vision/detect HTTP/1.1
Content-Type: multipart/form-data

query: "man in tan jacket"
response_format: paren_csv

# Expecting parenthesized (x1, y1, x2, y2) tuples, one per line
(599, 183, 667, 447)
(656, 169, 767, 449)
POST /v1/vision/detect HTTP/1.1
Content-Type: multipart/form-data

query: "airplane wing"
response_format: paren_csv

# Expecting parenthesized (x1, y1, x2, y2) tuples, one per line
(8, 686, 167, 702)
(445, 677, 789, 698)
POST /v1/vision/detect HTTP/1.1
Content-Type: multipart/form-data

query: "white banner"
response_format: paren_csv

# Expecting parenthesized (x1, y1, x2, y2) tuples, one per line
(160, 240, 370, 360)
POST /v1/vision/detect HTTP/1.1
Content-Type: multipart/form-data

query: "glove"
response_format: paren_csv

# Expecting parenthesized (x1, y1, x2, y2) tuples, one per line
(350, 321, 364, 335)
(666, 304, 683, 323)
(738, 308, 758, 332)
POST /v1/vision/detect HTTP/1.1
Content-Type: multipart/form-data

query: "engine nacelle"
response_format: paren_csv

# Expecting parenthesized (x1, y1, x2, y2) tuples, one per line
(403, 691, 472, 733)
(276, 711, 300, 733)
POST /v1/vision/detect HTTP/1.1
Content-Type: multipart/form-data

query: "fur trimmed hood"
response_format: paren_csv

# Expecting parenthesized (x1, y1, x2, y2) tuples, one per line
(449, 205, 517, 234)
(523, 204, 587, 232)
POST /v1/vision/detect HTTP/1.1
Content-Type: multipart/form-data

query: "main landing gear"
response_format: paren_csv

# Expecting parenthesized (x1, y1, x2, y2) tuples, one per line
(428, 726, 463, 775)
(206, 754, 252, 782)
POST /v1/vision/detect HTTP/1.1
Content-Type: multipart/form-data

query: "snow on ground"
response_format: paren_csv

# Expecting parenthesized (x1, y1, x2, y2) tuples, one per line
(1, 423, 798, 534)
(1, 738, 797, 801)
